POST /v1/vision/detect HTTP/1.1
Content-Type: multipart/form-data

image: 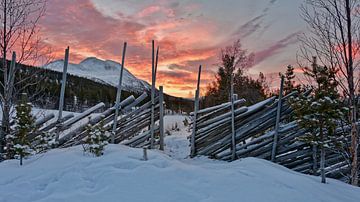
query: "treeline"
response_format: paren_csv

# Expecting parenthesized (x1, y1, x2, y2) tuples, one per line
(0, 61, 193, 113)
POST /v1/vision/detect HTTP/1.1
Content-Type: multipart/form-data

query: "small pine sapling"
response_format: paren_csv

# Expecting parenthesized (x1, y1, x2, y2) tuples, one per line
(83, 119, 110, 157)
(34, 131, 56, 153)
(12, 96, 36, 165)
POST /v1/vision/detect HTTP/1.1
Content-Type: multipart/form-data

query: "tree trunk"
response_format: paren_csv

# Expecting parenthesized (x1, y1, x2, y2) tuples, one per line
(312, 144, 317, 174)
(320, 145, 326, 183)
(346, 0, 358, 186)
(1, 0, 8, 155)
(320, 124, 326, 184)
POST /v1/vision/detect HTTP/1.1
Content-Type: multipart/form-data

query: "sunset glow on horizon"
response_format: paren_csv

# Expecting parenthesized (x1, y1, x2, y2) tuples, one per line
(40, 0, 305, 98)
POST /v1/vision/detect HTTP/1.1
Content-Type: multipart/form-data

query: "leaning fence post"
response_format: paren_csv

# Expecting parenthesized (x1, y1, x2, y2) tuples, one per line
(271, 75, 284, 162)
(111, 42, 127, 144)
(55, 47, 69, 142)
(150, 40, 157, 149)
(159, 86, 165, 150)
(230, 73, 236, 160)
(190, 65, 202, 157)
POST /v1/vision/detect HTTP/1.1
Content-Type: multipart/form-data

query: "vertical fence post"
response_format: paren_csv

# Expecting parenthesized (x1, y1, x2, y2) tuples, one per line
(150, 40, 156, 149)
(8, 52, 16, 102)
(55, 47, 69, 142)
(159, 86, 164, 150)
(271, 75, 284, 162)
(230, 73, 236, 160)
(143, 147, 148, 161)
(111, 42, 127, 144)
(190, 65, 202, 157)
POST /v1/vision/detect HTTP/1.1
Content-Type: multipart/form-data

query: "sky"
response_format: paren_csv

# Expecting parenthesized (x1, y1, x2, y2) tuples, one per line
(40, 0, 306, 98)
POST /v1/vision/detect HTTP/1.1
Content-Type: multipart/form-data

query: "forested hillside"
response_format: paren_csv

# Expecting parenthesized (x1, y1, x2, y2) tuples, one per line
(0, 62, 193, 113)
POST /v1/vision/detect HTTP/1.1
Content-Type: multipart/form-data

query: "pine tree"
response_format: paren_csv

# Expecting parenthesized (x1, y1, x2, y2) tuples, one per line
(9, 95, 36, 165)
(204, 40, 267, 107)
(83, 119, 110, 157)
(34, 131, 56, 153)
(291, 58, 345, 183)
(283, 65, 299, 95)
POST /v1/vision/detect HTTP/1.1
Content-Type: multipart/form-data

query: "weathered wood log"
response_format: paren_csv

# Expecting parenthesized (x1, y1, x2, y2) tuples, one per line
(159, 86, 164, 151)
(112, 42, 127, 143)
(39, 113, 74, 133)
(123, 92, 147, 112)
(114, 112, 160, 143)
(195, 99, 246, 125)
(62, 102, 105, 129)
(271, 75, 284, 161)
(35, 113, 55, 127)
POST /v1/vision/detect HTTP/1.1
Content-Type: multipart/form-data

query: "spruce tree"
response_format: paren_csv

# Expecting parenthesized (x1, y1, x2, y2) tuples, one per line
(291, 58, 345, 183)
(83, 119, 110, 157)
(283, 65, 299, 95)
(10, 94, 36, 165)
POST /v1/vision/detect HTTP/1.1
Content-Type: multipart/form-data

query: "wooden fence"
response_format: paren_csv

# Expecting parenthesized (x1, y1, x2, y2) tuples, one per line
(27, 89, 165, 150)
(190, 73, 359, 183)
(25, 41, 165, 151)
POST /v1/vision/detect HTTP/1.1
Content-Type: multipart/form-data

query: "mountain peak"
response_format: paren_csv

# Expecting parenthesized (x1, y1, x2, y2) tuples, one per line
(43, 57, 150, 92)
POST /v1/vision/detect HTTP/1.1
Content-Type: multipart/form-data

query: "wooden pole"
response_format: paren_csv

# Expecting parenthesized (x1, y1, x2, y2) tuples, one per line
(230, 73, 236, 160)
(58, 47, 69, 121)
(155, 46, 159, 77)
(8, 52, 16, 102)
(159, 86, 164, 150)
(190, 65, 202, 157)
(271, 75, 284, 162)
(55, 47, 69, 142)
(150, 40, 156, 149)
(143, 147, 148, 161)
(111, 42, 127, 144)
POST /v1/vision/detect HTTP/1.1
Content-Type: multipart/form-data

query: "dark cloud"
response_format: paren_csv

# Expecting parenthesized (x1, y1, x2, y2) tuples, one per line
(253, 32, 300, 65)
(233, 14, 266, 38)
(233, 0, 278, 38)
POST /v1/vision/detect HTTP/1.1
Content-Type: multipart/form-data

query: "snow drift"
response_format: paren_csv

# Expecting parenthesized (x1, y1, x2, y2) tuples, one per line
(1, 144, 359, 202)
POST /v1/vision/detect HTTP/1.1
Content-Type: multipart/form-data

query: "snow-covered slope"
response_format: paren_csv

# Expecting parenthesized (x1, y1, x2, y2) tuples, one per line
(43, 57, 151, 92)
(1, 146, 360, 201)
(1, 115, 359, 202)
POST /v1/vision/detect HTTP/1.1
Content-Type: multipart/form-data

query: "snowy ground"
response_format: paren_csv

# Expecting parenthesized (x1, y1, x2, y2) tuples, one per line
(1, 115, 360, 202)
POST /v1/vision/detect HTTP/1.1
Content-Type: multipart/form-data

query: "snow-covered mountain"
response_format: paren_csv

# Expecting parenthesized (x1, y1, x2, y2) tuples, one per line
(44, 57, 151, 92)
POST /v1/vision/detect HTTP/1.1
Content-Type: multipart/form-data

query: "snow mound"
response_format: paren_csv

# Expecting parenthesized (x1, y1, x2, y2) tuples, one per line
(43, 57, 151, 92)
(1, 144, 360, 202)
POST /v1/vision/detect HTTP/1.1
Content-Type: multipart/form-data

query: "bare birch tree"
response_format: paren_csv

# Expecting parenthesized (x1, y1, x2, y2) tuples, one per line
(299, 0, 359, 185)
(0, 0, 47, 156)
